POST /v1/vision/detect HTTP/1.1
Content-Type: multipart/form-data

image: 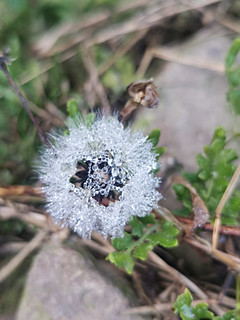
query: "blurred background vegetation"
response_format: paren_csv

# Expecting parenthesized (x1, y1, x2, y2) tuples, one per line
(1, 0, 240, 319)
(3, 0, 239, 185)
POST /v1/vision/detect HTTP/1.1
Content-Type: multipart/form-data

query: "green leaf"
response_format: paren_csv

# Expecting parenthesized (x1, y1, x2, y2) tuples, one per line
(174, 289, 193, 310)
(225, 38, 240, 69)
(196, 153, 210, 170)
(111, 232, 132, 251)
(178, 305, 195, 320)
(174, 289, 195, 320)
(106, 251, 134, 274)
(129, 217, 144, 237)
(221, 149, 238, 162)
(146, 222, 179, 248)
(212, 126, 226, 140)
(138, 214, 156, 226)
(153, 146, 166, 160)
(133, 243, 154, 260)
(227, 66, 240, 87)
(193, 303, 214, 320)
(174, 288, 192, 309)
(147, 129, 161, 147)
(161, 221, 179, 237)
(174, 290, 240, 320)
(147, 231, 178, 248)
(229, 89, 240, 115)
(204, 138, 225, 157)
(173, 184, 193, 212)
(67, 99, 81, 119)
(215, 310, 240, 320)
(198, 169, 211, 181)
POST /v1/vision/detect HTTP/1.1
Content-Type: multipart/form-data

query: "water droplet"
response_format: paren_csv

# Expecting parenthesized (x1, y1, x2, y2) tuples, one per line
(102, 167, 108, 174)
(131, 204, 136, 211)
(108, 158, 113, 166)
(92, 156, 97, 163)
(92, 164, 98, 171)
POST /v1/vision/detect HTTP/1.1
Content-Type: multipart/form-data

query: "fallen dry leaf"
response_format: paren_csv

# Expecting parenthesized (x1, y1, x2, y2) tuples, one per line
(172, 175, 209, 230)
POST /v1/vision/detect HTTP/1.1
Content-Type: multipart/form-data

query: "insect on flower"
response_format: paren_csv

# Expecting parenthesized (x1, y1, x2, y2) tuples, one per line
(38, 116, 161, 239)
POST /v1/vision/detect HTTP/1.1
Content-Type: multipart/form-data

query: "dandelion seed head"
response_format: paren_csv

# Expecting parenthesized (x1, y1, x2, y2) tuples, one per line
(38, 117, 161, 238)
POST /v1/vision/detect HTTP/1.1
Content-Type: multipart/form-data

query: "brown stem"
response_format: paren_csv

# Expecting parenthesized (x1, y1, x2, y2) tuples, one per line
(0, 62, 51, 147)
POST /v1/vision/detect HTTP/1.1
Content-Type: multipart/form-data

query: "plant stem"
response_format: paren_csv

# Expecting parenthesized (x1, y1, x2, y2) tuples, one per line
(0, 61, 51, 147)
(127, 224, 159, 253)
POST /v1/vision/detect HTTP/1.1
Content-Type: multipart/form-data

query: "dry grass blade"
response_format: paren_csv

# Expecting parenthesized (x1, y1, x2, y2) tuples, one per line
(0, 229, 47, 283)
(85, 0, 221, 48)
(0, 201, 47, 228)
(177, 216, 240, 237)
(147, 251, 224, 315)
(98, 29, 147, 75)
(184, 237, 240, 273)
(212, 163, 240, 251)
(82, 47, 111, 115)
(37, 0, 221, 57)
(153, 206, 185, 232)
(147, 251, 207, 300)
(137, 46, 225, 77)
(122, 303, 172, 316)
(122, 299, 222, 316)
(0, 186, 42, 198)
(34, 0, 149, 56)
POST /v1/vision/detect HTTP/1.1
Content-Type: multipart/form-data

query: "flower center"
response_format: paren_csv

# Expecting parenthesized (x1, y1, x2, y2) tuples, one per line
(70, 151, 130, 206)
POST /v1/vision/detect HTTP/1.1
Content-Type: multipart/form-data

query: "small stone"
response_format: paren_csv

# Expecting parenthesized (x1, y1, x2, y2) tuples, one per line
(16, 244, 146, 320)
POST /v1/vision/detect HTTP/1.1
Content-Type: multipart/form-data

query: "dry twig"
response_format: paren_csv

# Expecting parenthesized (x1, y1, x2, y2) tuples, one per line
(212, 163, 240, 250)
(147, 251, 224, 315)
(0, 202, 47, 228)
(0, 229, 47, 283)
(137, 46, 225, 77)
(82, 47, 111, 115)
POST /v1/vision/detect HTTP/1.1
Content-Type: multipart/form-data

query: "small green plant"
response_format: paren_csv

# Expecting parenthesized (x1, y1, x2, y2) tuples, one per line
(173, 126, 240, 225)
(174, 38, 240, 225)
(174, 289, 240, 320)
(173, 37, 240, 320)
(107, 216, 179, 273)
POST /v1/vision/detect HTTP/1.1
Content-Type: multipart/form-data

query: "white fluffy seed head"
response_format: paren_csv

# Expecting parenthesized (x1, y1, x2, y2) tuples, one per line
(38, 116, 162, 239)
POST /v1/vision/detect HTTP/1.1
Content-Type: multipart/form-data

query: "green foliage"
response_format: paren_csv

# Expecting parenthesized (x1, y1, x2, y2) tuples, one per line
(0, 0, 135, 185)
(85, 113, 96, 127)
(147, 129, 166, 173)
(173, 126, 240, 225)
(107, 216, 179, 274)
(66, 99, 97, 129)
(106, 251, 135, 274)
(174, 289, 214, 319)
(225, 38, 240, 114)
(67, 99, 83, 120)
(101, 55, 136, 94)
(147, 129, 161, 147)
(215, 310, 240, 320)
(174, 289, 240, 320)
(112, 232, 132, 250)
